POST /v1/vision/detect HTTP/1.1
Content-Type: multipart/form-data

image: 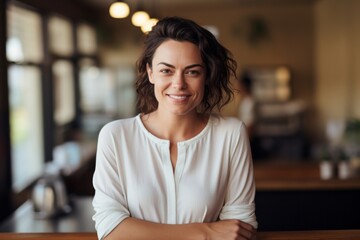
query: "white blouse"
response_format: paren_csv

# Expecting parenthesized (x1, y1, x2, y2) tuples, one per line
(92, 114, 257, 239)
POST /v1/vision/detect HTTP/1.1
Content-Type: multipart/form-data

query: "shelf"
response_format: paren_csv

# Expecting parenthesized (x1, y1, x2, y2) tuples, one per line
(254, 160, 360, 191)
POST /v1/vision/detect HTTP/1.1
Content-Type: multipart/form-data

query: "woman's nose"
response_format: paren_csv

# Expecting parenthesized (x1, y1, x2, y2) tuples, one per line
(172, 73, 187, 89)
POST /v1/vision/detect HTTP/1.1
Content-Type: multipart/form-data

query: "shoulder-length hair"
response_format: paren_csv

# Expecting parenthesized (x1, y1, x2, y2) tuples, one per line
(136, 16, 237, 114)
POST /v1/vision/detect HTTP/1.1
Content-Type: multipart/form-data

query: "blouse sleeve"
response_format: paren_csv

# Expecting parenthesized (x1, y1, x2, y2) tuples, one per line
(92, 123, 130, 239)
(219, 122, 258, 229)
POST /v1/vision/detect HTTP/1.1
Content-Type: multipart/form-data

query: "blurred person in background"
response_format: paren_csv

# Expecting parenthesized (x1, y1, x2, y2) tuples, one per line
(92, 16, 257, 240)
(238, 70, 256, 138)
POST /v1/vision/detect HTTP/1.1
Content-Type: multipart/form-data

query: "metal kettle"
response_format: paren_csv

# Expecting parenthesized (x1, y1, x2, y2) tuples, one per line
(32, 164, 72, 219)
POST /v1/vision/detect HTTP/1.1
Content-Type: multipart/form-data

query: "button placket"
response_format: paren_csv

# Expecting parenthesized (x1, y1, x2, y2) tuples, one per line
(175, 143, 186, 187)
(161, 143, 177, 224)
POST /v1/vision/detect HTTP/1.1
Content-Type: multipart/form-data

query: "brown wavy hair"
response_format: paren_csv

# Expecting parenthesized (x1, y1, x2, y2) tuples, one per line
(136, 16, 237, 114)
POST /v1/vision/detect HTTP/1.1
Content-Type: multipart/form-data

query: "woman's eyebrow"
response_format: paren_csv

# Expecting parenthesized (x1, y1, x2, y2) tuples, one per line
(185, 64, 204, 69)
(157, 62, 204, 69)
(157, 62, 175, 68)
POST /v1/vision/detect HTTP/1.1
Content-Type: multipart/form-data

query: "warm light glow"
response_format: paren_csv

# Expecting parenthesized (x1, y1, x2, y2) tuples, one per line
(276, 67, 290, 85)
(109, 1, 130, 19)
(131, 11, 150, 27)
(141, 18, 159, 33)
(276, 85, 291, 101)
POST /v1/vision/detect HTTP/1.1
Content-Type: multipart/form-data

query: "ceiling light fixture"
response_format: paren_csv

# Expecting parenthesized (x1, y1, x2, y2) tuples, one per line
(132, 10, 150, 27)
(109, 1, 130, 19)
(141, 18, 159, 33)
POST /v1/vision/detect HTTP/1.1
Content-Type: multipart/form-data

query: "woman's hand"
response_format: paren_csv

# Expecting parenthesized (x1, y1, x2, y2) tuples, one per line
(205, 219, 256, 240)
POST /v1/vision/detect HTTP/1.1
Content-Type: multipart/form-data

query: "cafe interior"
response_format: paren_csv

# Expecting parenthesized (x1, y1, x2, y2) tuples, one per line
(0, 0, 360, 238)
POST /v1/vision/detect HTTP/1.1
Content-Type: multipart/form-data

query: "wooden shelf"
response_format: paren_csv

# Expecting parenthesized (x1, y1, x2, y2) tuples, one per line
(254, 160, 360, 191)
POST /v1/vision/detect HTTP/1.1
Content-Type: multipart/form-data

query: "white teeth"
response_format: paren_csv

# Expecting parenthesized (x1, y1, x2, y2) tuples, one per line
(169, 95, 187, 100)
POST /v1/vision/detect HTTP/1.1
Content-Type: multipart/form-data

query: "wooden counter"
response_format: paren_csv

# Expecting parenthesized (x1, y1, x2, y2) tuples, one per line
(254, 160, 360, 191)
(257, 229, 360, 239)
(0, 230, 360, 240)
(0, 197, 95, 233)
(253, 160, 360, 231)
(0, 233, 96, 240)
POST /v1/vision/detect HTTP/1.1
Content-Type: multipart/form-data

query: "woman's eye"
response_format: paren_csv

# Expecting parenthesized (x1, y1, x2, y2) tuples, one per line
(160, 69, 172, 74)
(186, 70, 200, 76)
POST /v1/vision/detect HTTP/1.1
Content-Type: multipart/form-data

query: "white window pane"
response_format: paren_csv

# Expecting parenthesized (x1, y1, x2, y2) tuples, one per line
(48, 16, 74, 56)
(77, 23, 97, 55)
(79, 63, 136, 117)
(8, 65, 44, 192)
(79, 62, 107, 113)
(79, 60, 96, 112)
(6, 5, 43, 62)
(115, 66, 137, 118)
(53, 60, 76, 125)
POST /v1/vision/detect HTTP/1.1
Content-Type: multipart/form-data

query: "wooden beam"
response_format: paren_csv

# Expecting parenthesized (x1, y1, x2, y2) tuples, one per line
(13, 0, 102, 23)
(0, 0, 13, 222)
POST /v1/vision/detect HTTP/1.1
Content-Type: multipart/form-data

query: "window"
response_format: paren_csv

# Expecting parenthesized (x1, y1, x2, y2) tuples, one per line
(79, 61, 116, 137)
(77, 22, 97, 55)
(6, 4, 43, 63)
(79, 62, 137, 137)
(48, 16, 74, 56)
(48, 15, 76, 128)
(7, 5, 44, 192)
(8, 66, 44, 192)
(53, 60, 75, 125)
(6, 3, 99, 192)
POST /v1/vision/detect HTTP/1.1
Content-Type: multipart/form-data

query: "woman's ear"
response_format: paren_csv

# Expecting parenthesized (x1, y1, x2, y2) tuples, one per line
(146, 63, 154, 84)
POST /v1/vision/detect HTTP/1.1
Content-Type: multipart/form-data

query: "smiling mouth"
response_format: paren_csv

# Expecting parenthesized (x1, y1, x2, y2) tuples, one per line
(167, 94, 190, 100)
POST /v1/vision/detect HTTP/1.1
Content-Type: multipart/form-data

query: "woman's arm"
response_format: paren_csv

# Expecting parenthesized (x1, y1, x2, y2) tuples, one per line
(105, 217, 255, 240)
(219, 122, 257, 228)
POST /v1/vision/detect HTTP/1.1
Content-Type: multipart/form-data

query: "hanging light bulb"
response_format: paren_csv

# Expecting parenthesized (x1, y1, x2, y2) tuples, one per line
(132, 11, 150, 27)
(109, 1, 130, 19)
(141, 18, 159, 33)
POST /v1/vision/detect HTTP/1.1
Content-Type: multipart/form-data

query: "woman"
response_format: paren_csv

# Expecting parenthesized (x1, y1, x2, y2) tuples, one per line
(238, 70, 256, 137)
(92, 16, 257, 240)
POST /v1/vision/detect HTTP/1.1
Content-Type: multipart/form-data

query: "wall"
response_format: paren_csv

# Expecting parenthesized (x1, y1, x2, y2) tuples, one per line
(314, 0, 360, 140)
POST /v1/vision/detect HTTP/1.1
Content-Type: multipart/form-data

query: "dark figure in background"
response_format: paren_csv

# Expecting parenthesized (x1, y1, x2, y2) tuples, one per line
(237, 71, 264, 160)
(238, 70, 256, 138)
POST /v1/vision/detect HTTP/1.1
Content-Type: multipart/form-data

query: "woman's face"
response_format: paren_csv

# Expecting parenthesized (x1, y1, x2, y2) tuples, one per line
(147, 40, 205, 117)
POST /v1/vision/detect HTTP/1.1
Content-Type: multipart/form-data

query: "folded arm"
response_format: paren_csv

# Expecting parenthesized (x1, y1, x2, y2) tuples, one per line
(105, 217, 255, 240)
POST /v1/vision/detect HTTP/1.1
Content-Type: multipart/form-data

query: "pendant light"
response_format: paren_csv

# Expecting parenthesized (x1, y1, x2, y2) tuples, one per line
(109, 1, 130, 19)
(131, 0, 149, 27)
(132, 10, 150, 27)
(141, 18, 159, 33)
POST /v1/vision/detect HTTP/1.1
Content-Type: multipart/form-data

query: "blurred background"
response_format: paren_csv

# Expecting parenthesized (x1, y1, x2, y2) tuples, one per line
(0, 0, 360, 233)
